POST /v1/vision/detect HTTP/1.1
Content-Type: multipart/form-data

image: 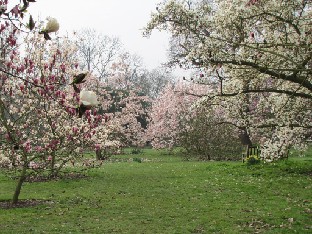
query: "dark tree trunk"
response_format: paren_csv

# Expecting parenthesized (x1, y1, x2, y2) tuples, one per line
(12, 161, 27, 204)
(95, 149, 102, 160)
(239, 128, 253, 146)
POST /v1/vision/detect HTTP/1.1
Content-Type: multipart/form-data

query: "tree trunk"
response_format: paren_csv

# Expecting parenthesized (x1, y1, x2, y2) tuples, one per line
(12, 162, 27, 204)
(239, 128, 253, 146)
(50, 151, 56, 177)
(96, 149, 103, 160)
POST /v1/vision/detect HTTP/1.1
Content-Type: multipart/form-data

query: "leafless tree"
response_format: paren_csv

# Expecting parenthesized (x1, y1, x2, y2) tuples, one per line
(75, 28, 122, 81)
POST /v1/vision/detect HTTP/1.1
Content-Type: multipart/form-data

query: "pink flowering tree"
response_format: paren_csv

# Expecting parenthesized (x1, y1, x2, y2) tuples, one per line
(82, 58, 151, 155)
(0, 1, 109, 204)
(146, 82, 193, 149)
(147, 79, 242, 159)
(146, 81, 205, 148)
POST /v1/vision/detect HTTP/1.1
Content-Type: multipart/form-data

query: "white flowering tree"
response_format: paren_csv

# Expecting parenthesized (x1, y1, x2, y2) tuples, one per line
(145, 0, 312, 161)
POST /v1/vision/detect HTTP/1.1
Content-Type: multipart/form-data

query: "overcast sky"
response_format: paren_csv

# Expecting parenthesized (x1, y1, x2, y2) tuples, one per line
(27, 0, 170, 70)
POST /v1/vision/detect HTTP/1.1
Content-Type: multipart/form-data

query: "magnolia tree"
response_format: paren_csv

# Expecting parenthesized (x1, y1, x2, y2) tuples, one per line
(147, 80, 242, 159)
(179, 104, 242, 160)
(146, 82, 192, 149)
(82, 61, 151, 154)
(0, 0, 110, 204)
(145, 0, 312, 161)
(146, 81, 203, 149)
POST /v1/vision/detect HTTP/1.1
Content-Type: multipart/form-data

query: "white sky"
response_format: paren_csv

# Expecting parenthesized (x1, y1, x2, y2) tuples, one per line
(27, 0, 170, 70)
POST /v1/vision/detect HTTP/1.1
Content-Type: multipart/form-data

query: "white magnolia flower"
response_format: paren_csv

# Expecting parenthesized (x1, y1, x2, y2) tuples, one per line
(80, 90, 98, 107)
(44, 17, 59, 33)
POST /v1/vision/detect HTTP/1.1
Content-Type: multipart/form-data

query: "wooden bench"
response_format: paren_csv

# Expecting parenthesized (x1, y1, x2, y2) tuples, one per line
(242, 145, 260, 162)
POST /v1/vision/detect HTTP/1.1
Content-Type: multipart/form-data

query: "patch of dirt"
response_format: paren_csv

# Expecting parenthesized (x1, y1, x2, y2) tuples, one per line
(305, 171, 312, 176)
(25, 172, 87, 182)
(0, 199, 54, 209)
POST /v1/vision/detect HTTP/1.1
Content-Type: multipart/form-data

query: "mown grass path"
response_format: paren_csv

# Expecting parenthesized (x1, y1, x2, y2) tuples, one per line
(0, 149, 311, 233)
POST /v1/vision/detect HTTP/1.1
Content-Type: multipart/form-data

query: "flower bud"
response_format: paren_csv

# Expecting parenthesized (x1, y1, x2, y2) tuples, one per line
(44, 17, 59, 33)
(80, 90, 98, 107)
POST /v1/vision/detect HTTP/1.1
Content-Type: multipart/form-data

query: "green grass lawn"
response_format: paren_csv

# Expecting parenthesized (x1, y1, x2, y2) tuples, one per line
(0, 148, 311, 233)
